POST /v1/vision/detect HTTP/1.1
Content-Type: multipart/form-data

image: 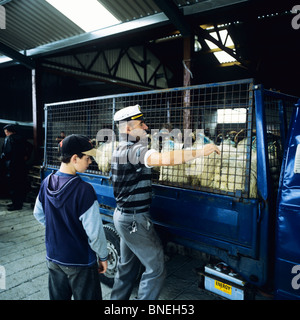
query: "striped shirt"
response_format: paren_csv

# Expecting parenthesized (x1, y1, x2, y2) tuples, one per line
(111, 137, 156, 210)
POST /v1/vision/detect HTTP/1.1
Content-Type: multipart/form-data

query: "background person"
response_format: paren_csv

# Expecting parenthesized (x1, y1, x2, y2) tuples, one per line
(0, 124, 27, 211)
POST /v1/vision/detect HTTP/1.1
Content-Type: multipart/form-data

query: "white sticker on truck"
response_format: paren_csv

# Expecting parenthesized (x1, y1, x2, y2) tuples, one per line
(294, 144, 300, 174)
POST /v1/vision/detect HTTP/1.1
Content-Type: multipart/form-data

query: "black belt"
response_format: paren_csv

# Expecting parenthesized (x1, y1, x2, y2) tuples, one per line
(117, 207, 149, 214)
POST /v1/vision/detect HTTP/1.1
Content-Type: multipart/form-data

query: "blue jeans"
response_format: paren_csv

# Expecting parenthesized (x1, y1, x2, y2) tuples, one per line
(110, 208, 166, 300)
(47, 261, 102, 300)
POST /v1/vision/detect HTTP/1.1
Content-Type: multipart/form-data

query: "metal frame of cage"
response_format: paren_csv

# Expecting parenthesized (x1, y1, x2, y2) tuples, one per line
(44, 79, 296, 199)
(257, 88, 296, 198)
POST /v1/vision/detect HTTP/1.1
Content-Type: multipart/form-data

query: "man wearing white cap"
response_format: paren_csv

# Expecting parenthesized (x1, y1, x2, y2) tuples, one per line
(110, 105, 220, 300)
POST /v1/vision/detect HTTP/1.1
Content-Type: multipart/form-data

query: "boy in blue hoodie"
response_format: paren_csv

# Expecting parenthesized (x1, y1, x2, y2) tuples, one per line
(33, 134, 108, 300)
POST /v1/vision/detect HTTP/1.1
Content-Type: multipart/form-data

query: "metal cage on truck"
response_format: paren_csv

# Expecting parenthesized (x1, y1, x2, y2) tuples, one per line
(42, 79, 298, 290)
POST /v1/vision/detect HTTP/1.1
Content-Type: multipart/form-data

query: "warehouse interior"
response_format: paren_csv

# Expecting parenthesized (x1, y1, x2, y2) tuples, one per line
(0, 0, 299, 156)
(1, 0, 300, 301)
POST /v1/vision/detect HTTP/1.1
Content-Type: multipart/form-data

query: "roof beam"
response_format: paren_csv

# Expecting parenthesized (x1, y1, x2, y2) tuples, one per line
(152, 0, 193, 37)
(0, 41, 35, 69)
(183, 0, 249, 15)
(23, 13, 169, 59)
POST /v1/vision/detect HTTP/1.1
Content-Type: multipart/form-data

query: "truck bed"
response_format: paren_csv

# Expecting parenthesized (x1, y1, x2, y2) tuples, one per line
(42, 79, 298, 287)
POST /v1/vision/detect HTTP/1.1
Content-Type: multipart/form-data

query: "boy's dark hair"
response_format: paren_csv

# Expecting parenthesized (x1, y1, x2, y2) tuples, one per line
(59, 153, 85, 164)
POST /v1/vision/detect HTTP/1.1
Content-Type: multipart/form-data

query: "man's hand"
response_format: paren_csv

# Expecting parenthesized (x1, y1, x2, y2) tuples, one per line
(203, 143, 221, 156)
(98, 260, 108, 274)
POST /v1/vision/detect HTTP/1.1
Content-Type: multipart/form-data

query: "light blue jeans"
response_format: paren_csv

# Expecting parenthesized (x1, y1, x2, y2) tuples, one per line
(110, 208, 166, 300)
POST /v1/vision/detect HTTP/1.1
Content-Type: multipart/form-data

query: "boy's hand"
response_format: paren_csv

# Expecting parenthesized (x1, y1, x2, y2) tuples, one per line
(98, 260, 108, 274)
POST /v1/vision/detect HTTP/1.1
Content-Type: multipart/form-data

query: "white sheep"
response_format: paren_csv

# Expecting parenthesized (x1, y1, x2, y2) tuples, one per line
(158, 137, 188, 184)
(93, 129, 258, 198)
(187, 151, 221, 188)
(94, 141, 119, 173)
(188, 136, 258, 198)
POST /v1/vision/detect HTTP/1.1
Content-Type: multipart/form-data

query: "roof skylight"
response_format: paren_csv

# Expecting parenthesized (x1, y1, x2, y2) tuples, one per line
(204, 27, 238, 65)
(46, 0, 120, 32)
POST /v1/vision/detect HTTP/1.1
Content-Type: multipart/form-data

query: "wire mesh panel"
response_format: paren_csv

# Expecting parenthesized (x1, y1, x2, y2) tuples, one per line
(263, 91, 297, 196)
(45, 79, 259, 198)
(45, 97, 114, 173)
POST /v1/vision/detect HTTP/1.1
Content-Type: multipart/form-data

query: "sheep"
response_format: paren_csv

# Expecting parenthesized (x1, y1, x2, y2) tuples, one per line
(188, 135, 258, 198)
(93, 127, 259, 198)
(156, 127, 190, 184)
(155, 125, 259, 197)
(187, 151, 221, 188)
(224, 137, 257, 198)
(94, 140, 119, 173)
(184, 132, 220, 187)
(158, 138, 188, 184)
(217, 149, 257, 197)
(217, 140, 243, 191)
(186, 132, 229, 189)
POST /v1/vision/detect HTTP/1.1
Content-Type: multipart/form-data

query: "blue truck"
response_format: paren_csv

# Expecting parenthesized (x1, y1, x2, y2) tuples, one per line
(42, 79, 300, 299)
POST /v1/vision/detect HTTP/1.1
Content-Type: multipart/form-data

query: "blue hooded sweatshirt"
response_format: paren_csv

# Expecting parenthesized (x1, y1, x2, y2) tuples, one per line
(33, 171, 108, 267)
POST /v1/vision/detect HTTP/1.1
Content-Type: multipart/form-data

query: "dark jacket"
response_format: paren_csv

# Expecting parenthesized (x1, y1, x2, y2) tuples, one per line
(1, 133, 26, 173)
(34, 171, 108, 266)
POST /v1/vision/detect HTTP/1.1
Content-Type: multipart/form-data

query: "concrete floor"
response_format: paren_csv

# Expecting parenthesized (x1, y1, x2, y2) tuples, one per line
(0, 198, 268, 301)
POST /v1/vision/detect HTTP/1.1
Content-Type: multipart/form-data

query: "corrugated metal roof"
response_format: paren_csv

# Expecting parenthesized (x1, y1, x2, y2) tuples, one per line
(0, 0, 199, 53)
(0, 0, 85, 52)
(0, 0, 252, 63)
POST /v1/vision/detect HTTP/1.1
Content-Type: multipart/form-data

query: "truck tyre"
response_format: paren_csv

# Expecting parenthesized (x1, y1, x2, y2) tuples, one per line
(99, 224, 120, 287)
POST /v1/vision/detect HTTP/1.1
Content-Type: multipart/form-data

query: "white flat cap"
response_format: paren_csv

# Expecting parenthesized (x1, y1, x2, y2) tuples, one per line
(114, 104, 144, 122)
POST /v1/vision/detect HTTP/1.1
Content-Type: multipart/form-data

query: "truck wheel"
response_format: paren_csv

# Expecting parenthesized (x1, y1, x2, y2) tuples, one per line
(99, 224, 120, 287)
